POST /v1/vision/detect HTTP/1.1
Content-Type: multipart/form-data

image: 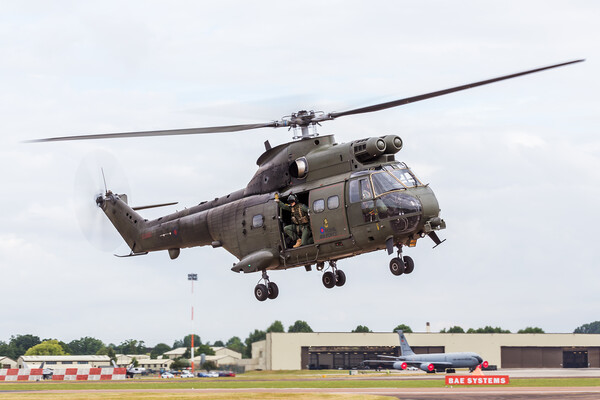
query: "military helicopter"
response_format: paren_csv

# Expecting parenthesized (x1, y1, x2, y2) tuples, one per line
(30, 59, 583, 301)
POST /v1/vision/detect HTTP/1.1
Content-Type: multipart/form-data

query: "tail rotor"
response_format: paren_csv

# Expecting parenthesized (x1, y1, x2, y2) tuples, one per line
(74, 150, 130, 252)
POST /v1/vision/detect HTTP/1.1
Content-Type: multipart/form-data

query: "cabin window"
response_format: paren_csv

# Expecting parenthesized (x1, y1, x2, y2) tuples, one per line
(313, 199, 325, 213)
(252, 214, 264, 228)
(327, 195, 339, 210)
(349, 178, 373, 203)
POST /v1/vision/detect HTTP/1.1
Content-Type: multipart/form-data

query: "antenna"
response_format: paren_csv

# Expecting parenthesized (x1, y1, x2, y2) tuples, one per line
(101, 167, 108, 194)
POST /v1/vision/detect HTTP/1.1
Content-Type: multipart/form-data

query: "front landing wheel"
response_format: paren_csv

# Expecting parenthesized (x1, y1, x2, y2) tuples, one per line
(389, 257, 405, 276)
(403, 256, 414, 274)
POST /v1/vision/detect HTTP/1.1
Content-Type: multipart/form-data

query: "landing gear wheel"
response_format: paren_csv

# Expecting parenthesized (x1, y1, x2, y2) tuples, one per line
(322, 271, 336, 288)
(254, 284, 268, 301)
(403, 256, 414, 274)
(390, 257, 405, 276)
(335, 270, 346, 287)
(267, 282, 279, 299)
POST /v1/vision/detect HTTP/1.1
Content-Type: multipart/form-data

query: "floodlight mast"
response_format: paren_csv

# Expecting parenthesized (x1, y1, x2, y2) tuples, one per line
(188, 273, 198, 373)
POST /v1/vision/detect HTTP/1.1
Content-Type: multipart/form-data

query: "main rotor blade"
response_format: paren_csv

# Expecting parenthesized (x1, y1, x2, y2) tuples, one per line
(26, 122, 279, 143)
(328, 59, 585, 119)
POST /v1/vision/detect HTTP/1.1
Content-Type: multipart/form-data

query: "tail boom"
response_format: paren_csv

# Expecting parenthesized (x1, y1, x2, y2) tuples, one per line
(97, 191, 212, 255)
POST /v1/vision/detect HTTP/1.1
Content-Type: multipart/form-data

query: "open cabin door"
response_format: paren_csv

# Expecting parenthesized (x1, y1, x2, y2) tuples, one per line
(308, 182, 350, 244)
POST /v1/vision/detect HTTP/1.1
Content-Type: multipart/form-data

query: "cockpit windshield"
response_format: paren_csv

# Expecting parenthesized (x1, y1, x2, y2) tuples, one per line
(383, 163, 421, 187)
(348, 166, 423, 229)
(371, 171, 405, 196)
(349, 164, 423, 203)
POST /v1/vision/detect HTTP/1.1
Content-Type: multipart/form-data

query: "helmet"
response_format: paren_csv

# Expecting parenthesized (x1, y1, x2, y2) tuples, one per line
(288, 194, 298, 203)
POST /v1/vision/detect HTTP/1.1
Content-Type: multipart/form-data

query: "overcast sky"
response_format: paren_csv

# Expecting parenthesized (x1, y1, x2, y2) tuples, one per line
(1, 1, 598, 348)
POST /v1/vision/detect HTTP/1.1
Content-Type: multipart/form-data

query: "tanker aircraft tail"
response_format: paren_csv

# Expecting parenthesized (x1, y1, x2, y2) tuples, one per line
(398, 330, 415, 356)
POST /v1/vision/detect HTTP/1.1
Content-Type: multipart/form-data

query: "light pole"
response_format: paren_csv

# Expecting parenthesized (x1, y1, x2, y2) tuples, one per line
(188, 273, 198, 373)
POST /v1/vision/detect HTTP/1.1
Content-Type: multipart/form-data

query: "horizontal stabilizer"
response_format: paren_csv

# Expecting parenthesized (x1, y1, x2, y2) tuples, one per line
(114, 251, 149, 258)
(132, 202, 178, 211)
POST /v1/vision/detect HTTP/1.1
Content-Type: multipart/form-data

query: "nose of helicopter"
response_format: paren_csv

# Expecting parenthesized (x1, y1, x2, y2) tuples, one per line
(413, 185, 441, 220)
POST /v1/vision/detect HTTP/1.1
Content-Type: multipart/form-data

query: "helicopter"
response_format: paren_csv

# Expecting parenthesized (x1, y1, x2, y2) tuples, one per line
(29, 59, 583, 301)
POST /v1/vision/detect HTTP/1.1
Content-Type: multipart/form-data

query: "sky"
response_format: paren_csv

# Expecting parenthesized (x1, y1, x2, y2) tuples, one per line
(1, 1, 599, 348)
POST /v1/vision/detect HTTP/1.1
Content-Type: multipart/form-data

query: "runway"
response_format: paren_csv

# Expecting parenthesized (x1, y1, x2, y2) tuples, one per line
(7, 386, 600, 400)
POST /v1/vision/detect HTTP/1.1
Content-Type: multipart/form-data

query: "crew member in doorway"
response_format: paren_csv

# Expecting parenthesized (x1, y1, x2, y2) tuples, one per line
(276, 193, 312, 248)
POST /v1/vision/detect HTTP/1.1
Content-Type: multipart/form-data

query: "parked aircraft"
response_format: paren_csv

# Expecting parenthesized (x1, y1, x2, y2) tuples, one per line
(39, 362, 53, 380)
(126, 364, 146, 377)
(21, 361, 54, 380)
(365, 331, 488, 373)
(112, 360, 145, 377)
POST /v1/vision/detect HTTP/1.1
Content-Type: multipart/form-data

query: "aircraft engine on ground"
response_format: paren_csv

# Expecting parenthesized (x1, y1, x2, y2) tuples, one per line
(419, 363, 435, 372)
(393, 361, 408, 370)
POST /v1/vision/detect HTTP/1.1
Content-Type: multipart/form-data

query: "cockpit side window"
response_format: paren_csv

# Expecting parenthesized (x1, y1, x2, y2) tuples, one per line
(349, 178, 373, 203)
(359, 179, 373, 200)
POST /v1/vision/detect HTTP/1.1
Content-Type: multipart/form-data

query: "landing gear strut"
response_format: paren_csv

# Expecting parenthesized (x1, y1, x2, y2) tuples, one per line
(254, 270, 279, 301)
(389, 245, 415, 276)
(322, 261, 346, 289)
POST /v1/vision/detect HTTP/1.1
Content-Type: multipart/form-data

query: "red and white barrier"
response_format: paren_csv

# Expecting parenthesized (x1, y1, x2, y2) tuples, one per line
(0, 368, 126, 381)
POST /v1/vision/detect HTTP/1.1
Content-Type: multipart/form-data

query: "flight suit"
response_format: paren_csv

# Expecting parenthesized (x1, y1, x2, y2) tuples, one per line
(278, 201, 313, 247)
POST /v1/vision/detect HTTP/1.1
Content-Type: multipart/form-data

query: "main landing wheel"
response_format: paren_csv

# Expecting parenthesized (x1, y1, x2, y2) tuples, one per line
(254, 284, 268, 301)
(255, 270, 279, 301)
(389, 257, 405, 276)
(267, 282, 279, 299)
(322, 271, 336, 288)
(335, 269, 346, 287)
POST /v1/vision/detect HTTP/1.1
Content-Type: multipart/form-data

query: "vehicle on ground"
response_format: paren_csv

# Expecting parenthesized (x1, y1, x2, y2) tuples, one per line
(180, 370, 194, 378)
(198, 371, 219, 377)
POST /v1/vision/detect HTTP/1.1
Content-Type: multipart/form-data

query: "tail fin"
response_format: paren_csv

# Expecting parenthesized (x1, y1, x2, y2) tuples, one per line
(397, 330, 415, 356)
(97, 191, 145, 252)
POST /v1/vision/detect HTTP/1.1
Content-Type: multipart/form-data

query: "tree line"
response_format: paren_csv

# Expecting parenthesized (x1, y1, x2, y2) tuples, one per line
(2, 320, 598, 361)
(0, 320, 316, 361)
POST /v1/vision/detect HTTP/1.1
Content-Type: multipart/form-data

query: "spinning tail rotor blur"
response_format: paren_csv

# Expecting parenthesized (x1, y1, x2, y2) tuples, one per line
(74, 150, 130, 252)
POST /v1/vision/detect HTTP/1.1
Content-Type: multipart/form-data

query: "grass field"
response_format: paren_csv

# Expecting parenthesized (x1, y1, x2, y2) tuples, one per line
(0, 394, 393, 400)
(0, 370, 598, 399)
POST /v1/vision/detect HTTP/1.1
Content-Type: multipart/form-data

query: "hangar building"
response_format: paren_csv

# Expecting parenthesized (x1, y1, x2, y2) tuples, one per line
(252, 332, 600, 370)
